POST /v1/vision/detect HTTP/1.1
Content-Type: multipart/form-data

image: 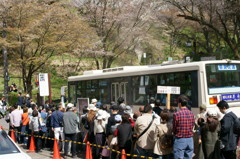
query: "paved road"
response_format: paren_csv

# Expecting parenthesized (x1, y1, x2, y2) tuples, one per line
(0, 118, 85, 159)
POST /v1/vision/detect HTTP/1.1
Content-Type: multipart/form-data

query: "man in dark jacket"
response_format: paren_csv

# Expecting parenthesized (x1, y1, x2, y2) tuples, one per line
(217, 100, 238, 159)
(106, 105, 119, 138)
(63, 103, 78, 159)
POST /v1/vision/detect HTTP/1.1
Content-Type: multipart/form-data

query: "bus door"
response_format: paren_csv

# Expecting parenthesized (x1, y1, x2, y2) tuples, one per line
(111, 82, 128, 104)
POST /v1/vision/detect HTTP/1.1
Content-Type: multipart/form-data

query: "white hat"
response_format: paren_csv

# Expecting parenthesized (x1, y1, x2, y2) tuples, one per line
(26, 94, 30, 98)
(96, 110, 106, 120)
(207, 109, 217, 117)
(114, 114, 122, 122)
(67, 103, 74, 108)
(87, 104, 97, 111)
(124, 105, 132, 114)
(91, 98, 98, 104)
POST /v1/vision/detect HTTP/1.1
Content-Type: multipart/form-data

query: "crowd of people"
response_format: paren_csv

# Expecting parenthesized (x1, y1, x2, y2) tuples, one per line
(1, 93, 240, 159)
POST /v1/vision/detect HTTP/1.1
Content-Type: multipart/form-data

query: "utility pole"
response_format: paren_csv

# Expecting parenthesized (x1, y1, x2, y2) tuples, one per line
(2, 16, 8, 103)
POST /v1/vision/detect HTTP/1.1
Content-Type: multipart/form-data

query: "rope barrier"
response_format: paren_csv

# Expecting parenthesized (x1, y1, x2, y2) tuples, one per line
(1, 127, 159, 159)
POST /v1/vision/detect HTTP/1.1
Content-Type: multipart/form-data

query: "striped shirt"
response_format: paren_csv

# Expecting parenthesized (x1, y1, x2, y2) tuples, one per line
(173, 107, 195, 138)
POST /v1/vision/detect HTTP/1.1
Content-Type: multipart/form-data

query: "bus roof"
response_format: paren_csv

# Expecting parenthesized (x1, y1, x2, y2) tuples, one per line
(68, 60, 240, 81)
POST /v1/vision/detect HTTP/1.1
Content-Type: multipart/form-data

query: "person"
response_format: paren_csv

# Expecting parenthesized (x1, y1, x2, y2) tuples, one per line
(114, 113, 133, 159)
(200, 110, 220, 159)
(21, 107, 29, 146)
(93, 110, 107, 159)
(0, 96, 7, 118)
(25, 94, 31, 108)
(29, 110, 41, 152)
(173, 95, 195, 159)
(9, 104, 22, 143)
(124, 105, 134, 119)
(85, 104, 97, 143)
(63, 103, 78, 159)
(117, 97, 126, 115)
(91, 98, 98, 106)
(106, 105, 119, 142)
(51, 104, 64, 150)
(217, 100, 238, 159)
(134, 104, 159, 158)
(154, 110, 173, 159)
(153, 99, 162, 116)
(110, 114, 122, 159)
(17, 92, 24, 106)
(44, 100, 50, 110)
(39, 106, 48, 149)
(46, 108, 54, 150)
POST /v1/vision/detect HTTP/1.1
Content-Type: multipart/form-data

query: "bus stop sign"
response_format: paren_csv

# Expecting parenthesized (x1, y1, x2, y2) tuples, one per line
(157, 86, 180, 94)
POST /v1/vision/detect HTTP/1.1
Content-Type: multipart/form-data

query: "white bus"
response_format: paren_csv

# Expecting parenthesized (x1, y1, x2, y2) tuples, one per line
(68, 60, 240, 117)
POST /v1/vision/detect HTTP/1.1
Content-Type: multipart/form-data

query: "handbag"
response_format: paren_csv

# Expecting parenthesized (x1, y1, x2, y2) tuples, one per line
(101, 143, 110, 157)
(110, 136, 118, 146)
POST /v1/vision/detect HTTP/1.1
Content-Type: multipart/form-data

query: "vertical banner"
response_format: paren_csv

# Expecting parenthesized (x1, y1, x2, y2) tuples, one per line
(39, 73, 49, 96)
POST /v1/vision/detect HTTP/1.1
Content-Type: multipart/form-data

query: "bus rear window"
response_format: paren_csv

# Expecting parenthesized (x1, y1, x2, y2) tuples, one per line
(206, 64, 240, 94)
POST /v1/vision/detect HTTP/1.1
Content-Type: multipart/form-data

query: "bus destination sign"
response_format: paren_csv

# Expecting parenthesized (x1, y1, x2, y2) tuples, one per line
(221, 93, 240, 101)
(157, 86, 180, 94)
(218, 64, 237, 71)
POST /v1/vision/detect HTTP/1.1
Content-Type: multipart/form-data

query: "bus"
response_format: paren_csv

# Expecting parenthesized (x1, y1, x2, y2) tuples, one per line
(68, 60, 240, 117)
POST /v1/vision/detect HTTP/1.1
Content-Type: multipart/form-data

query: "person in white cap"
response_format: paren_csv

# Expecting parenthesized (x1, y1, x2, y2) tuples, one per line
(199, 109, 220, 159)
(93, 109, 107, 158)
(63, 103, 78, 159)
(91, 98, 98, 106)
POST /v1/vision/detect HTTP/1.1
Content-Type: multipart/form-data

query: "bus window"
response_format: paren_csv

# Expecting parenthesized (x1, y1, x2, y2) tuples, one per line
(206, 64, 240, 94)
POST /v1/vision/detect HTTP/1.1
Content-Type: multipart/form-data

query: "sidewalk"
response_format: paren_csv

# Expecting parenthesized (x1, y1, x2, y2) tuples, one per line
(0, 118, 85, 159)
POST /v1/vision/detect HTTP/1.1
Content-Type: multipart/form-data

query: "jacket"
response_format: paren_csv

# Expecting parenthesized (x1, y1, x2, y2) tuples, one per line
(29, 117, 39, 132)
(63, 111, 78, 134)
(220, 111, 238, 151)
(116, 123, 132, 148)
(134, 113, 159, 149)
(153, 123, 173, 155)
(51, 110, 63, 128)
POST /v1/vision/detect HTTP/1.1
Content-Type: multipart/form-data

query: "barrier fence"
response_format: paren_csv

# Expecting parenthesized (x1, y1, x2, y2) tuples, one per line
(0, 126, 157, 159)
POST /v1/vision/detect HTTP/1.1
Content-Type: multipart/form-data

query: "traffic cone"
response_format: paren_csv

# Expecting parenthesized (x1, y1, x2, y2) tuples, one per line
(52, 138, 63, 159)
(10, 129, 16, 142)
(27, 134, 36, 153)
(121, 149, 127, 159)
(86, 141, 93, 159)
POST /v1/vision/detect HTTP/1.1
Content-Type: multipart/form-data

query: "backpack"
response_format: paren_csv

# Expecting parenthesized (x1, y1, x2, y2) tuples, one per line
(160, 133, 174, 150)
(232, 115, 240, 136)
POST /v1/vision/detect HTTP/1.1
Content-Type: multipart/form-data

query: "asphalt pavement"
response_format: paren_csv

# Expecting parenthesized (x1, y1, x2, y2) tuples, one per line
(0, 118, 85, 159)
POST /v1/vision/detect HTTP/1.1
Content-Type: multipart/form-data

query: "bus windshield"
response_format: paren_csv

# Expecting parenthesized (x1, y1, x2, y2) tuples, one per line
(206, 64, 240, 95)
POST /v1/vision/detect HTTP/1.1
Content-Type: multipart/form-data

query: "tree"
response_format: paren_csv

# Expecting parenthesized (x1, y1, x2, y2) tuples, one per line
(0, 0, 95, 94)
(165, 0, 240, 59)
(71, 0, 158, 69)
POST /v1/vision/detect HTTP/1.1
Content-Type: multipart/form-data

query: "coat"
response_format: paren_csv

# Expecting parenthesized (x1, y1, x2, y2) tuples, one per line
(153, 123, 173, 156)
(220, 111, 238, 151)
(201, 124, 220, 159)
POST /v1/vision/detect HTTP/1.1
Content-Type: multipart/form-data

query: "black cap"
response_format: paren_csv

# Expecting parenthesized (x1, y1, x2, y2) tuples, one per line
(111, 105, 119, 111)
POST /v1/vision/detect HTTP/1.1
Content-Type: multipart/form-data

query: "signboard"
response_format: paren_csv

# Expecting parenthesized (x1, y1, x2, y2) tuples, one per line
(221, 93, 240, 102)
(77, 98, 89, 114)
(39, 73, 49, 96)
(218, 64, 237, 71)
(157, 86, 180, 94)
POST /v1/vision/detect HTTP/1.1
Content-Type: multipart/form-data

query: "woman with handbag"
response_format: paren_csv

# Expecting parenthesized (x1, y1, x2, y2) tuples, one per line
(153, 110, 174, 159)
